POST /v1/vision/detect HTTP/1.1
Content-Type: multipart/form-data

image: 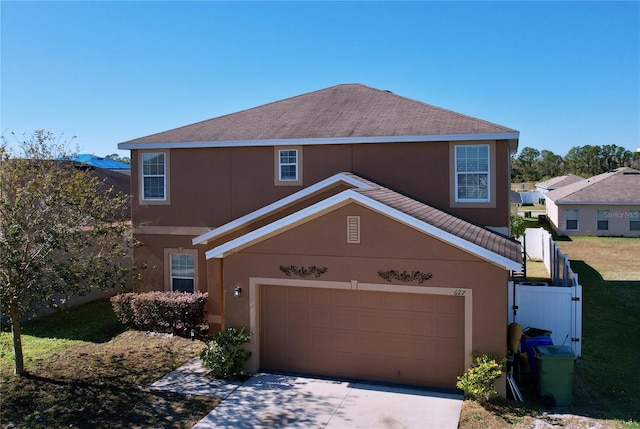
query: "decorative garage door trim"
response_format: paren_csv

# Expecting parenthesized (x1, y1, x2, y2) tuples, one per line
(246, 277, 473, 375)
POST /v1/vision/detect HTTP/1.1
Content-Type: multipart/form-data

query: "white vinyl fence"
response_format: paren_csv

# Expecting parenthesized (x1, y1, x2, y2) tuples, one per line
(511, 228, 583, 357)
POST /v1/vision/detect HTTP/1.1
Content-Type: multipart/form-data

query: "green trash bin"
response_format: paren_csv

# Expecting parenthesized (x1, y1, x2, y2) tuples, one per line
(534, 345, 575, 407)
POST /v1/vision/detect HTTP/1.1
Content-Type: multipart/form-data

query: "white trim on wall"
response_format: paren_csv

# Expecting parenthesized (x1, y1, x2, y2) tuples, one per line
(118, 132, 520, 150)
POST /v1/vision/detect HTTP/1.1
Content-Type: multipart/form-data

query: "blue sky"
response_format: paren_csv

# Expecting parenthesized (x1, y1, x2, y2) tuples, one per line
(2, 1, 639, 157)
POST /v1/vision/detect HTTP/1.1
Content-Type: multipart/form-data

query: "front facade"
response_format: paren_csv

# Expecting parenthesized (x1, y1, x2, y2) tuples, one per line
(119, 84, 522, 389)
(545, 168, 640, 237)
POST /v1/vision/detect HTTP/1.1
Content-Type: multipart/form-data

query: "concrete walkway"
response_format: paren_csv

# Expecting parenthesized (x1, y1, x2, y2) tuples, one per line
(149, 358, 463, 429)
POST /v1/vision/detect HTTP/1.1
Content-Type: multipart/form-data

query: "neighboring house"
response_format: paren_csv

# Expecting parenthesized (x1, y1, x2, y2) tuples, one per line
(535, 174, 586, 194)
(118, 83, 522, 389)
(510, 190, 522, 212)
(545, 167, 640, 237)
(61, 154, 131, 175)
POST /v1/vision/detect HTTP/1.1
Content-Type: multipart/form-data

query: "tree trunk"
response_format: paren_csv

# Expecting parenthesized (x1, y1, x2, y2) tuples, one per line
(10, 310, 25, 376)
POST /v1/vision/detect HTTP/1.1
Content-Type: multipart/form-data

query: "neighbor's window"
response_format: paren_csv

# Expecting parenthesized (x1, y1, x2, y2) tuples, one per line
(170, 253, 195, 293)
(142, 152, 166, 200)
(597, 210, 609, 231)
(279, 149, 298, 181)
(566, 209, 578, 231)
(455, 145, 490, 202)
(630, 211, 640, 231)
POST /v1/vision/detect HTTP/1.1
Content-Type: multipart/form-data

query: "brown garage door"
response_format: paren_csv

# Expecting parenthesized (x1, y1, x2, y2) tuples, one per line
(260, 285, 465, 389)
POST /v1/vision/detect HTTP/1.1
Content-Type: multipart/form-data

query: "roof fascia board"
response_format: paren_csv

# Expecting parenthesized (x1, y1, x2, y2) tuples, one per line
(193, 173, 373, 245)
(554, 201, 640, 205)
(118, 132, 520, 150)
(205, 190, 521, 271)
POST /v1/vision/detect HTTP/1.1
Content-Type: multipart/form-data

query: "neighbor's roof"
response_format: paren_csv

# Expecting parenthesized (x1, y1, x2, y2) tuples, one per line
(63, 154, 130, 170)
(535, 174, 586, 191)
(545, 168, 640, 204)
(119, 83, 519, 149)
(198, 172, 522, 271)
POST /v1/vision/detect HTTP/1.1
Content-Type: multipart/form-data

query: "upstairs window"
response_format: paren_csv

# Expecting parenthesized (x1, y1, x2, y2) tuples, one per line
(630, 211, 640, 231)
(566, 209, 579, 230)
(170, 253, 195, 293)
(274, 146, 303, 186)
(597, 210, 609, 231)
(455, 145, 490, 202)
(142, 152, 166, 200)
(279, 149, 298, 181)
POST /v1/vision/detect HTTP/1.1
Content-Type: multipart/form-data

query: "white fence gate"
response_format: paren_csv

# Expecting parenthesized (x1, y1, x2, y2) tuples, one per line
(508, 282, 582, 357)
(511, 228, 583, 357)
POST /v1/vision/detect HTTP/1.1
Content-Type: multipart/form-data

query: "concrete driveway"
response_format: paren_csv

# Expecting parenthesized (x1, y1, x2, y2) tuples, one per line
(193, 372, 463, 429)
(149, 359, 463, 429)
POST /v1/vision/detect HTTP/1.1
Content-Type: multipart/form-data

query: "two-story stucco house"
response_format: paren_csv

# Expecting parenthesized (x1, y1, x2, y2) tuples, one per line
(118, 83, 522, 389)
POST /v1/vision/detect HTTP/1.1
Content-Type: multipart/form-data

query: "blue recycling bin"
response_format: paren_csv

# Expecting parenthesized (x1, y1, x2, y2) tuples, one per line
(521, 334, 553, 381)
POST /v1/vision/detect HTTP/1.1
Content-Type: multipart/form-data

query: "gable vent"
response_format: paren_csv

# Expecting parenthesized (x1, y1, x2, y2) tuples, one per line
(347, 216, 360, 244)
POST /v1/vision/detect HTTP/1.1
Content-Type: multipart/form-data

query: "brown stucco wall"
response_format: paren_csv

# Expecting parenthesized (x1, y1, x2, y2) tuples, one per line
(216, 203, 508, 359)
(133, 233, 206, 293)
(131, 139, 511, 230)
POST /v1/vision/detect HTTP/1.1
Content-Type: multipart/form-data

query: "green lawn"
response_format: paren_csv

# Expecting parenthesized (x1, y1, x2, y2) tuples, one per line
(0, 299, 217, 428)
(558, 237, 640, 423)
(461, 235, 640, 428)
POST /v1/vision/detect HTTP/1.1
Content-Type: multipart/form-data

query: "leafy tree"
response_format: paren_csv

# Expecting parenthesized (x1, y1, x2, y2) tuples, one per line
(510, 212, 526, 238)
(536, 150, 564, 180)
(0, 130, 136, 375)
(105, 153, 131, 165)
(516, 147, 540, 182)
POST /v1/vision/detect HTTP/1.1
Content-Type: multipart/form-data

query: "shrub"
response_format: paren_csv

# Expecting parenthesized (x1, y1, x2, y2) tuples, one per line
(456, 352, 505, 402)
(110, 291, 208, 338)
(200, 327, 252, 379)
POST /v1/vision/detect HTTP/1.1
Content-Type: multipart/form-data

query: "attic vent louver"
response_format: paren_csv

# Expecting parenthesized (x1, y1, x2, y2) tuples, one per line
(347, 216, 360, 244)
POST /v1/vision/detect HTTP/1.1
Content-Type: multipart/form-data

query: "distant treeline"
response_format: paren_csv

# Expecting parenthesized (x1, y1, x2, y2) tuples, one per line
(511, 144, 640, 182)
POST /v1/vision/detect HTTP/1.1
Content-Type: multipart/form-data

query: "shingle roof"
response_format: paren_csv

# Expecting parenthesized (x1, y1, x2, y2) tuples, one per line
(344, 173, 523, 264)
(535, 174, 585, 191)
(121, 83, 518, 146)
(545, 168, 640, 204)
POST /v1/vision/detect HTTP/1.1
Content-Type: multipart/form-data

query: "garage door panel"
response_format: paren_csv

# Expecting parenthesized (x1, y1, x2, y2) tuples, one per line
(357, 310, 383, 332)
(334, 289, 357, 307)
(309, 288, 331, 305)
(333, 308, 356, 329)
(437, 295, 465, 313)
(383, 313, 410, 334)
(310, 329, 333, 352)
(407, 294, 437, 312)
(437, 318, 464, 338)
(260, 285, 464, 389)
(385, 293, 409, 310)
(358, 291, 382, 309)
(409, 316, 437, 337)
(286, 287, 308, 303)
(309, 306, 331, 328)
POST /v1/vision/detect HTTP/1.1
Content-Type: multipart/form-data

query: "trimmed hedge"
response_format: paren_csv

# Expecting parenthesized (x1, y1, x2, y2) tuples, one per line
(111, 291, 208, 338)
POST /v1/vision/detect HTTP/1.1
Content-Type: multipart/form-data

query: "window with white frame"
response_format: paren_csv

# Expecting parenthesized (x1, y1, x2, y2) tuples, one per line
(455, 145, 490, 202)
(597, 210, 609, 230)
(142, 152, 166, 200)
(278, 149, 298, 181)
(630, 211, 640, 231)
(566, 209, 578, 230)
(170, 253, 195, 293)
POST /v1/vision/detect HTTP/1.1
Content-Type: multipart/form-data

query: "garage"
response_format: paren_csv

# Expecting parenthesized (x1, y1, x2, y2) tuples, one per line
(259, 284, 465, 389)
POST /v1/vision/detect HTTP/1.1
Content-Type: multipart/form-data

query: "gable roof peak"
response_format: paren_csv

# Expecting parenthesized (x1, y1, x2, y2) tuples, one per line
(119, 83, 519, 149)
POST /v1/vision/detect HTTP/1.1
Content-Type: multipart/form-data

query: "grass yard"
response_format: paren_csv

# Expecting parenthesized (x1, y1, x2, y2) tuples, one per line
(0, 300, 218, 428)
(460, 236, 640, 428)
